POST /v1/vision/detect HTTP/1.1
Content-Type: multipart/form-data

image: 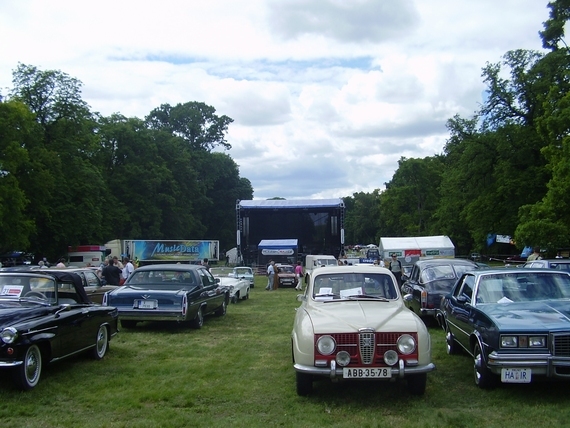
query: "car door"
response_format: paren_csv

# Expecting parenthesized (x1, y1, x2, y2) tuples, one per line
(82, 270, 108, 304)
(445, 273, 475, 352)
(197, 268, 225, 313)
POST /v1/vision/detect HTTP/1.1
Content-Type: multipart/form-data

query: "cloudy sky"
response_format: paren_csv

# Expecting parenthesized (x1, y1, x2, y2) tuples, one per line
(0, 0, 550, 200)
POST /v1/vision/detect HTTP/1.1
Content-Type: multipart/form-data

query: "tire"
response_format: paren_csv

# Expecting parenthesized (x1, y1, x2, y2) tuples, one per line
(407, 373, 427, 395)
(12, 344, 42, 390)
(121, 320, 138, 329)
(296, 371, 313, 396)
(192, 307, 204, 329)
(215, 299, 227, 316)
(445, 326, 459, 355)
(91, 325, 109, 360)
(473, 342, 497, 388)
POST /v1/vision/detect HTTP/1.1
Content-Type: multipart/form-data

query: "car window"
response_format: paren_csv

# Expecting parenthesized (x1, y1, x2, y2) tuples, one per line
(458, 275, 474, 301)
(198, 268, 215, 287)
(410, 265, 420, 282)
(476, 272, 570, 303)
(312, 273, 398, 300)
(84, 271, 100, 287)
(420, 265, 455, 283)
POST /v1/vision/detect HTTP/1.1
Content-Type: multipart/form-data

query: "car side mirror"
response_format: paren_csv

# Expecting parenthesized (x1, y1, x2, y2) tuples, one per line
(297, 294, 306, 302)
(456, 295, 470, 304)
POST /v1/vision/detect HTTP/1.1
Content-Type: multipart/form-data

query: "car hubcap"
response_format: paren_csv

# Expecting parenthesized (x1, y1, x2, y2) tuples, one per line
(26, 348, 40, 383)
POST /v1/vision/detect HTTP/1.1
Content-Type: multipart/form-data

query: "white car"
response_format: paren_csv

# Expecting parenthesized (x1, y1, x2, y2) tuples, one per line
(229, 266, 255, 288)
(210, 267, 251, 303)
(291, 265, 435, 396)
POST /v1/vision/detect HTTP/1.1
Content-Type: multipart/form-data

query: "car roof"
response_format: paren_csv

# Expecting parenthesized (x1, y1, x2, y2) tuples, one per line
(413, 259, 478, 267)
(466, 268, 570, 277)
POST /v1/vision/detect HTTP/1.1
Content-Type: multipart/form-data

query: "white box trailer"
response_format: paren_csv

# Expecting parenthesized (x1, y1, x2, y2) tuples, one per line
(379, 236, 455, 266)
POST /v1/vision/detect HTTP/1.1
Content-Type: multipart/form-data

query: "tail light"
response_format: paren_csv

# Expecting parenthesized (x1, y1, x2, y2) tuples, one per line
(420, 290, 428, 308)
(182, 295, 188, 316)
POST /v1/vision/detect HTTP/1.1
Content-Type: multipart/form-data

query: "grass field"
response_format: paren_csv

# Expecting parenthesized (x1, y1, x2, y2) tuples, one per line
(1, 274, 570, 427)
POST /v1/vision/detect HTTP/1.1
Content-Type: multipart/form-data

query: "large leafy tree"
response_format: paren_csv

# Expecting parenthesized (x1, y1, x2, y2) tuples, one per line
(8, 64, 105, 260)
(0, 100, 37, 252)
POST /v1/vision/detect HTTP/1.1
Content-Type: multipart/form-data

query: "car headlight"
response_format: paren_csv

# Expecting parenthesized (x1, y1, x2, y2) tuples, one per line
(529, 336, 546, 347)
(316, 335, 336, 355)
(0, 327, 18, 344)
(336, 351, 351, 366)
(384, 350, 399, 366)
(397, 334, 416, 355)
(501, 336, 518, 348)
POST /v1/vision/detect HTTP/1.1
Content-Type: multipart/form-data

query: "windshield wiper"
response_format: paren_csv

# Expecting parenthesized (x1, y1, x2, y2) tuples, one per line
(345, 295, 390, 301)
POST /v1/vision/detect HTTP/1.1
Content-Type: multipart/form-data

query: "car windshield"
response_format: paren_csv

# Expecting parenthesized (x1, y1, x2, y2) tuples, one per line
(475, 272, 570, 304)
(128, 270, 197, 287)
(318, 259, 338, 267)
(0, 275, 57, 303)
(210, 268, 233, 277)
(234, 268, 251, 276)
(312, 273, 398, 300)
(278, 265, 294, 273)
(420, 264, 474, 283)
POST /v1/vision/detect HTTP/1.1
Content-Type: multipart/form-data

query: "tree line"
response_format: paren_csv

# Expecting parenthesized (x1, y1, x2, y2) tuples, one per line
(344, 1, 570, 257)
(0, 64, 253, 262)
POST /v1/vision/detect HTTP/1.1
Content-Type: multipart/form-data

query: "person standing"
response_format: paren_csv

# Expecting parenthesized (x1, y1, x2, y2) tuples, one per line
(202, 258, 210, 271)
(266, 261, 275, 291)
(56, 258, 66, 268)
(122, 257, 135, 284)
(527, 247, 542, 261)
(295, 261, 304, 291)
(388, 254, 402, 286)
(103, 258, 123, 286)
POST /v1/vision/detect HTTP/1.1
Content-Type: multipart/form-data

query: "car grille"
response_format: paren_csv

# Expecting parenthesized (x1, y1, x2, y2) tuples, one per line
(325, 332, 416, 365)
(552, 334, 570, 357)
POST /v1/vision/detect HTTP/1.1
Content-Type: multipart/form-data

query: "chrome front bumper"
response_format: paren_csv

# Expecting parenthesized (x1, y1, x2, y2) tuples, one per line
(294, 359, 436, 380)
(487, 351, 570, 377)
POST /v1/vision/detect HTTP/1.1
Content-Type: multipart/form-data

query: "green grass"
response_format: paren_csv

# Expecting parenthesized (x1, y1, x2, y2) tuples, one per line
(1, 276, 570, 427)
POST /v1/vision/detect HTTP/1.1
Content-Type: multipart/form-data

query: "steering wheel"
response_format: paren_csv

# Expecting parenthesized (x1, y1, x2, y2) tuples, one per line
(24, 291, 48, 300)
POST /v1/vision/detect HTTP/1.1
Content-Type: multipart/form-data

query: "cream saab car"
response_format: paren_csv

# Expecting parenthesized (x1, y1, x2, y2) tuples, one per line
(291, 265, 435, 396)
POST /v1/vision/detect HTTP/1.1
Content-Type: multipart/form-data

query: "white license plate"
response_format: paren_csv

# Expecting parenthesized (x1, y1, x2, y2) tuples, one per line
(343, 367, 391, 379)
(501, 368, 531, 383)
(135, 299, 158, 309)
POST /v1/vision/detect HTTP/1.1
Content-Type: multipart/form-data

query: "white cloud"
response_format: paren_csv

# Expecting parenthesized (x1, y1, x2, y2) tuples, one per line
(0, 0, 550, 200)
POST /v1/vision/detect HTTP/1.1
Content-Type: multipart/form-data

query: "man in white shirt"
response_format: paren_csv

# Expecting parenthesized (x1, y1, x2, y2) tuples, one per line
(122, 257, 135, 283)
(265, 261, 275, 291)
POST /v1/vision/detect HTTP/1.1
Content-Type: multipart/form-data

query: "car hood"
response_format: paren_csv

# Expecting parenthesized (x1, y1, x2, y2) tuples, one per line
(306, 301, 420, 333)
(0, 301, 49, 326)
(480, 301, 570, 330)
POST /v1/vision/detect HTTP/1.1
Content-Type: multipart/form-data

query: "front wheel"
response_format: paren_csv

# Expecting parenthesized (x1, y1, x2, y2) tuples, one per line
(296, 371, 313, 396)
(91, 325, 109, 360)
(13, 344, 42, 390)
(407, 373, 427, 395)
(473, 342, 497, 388)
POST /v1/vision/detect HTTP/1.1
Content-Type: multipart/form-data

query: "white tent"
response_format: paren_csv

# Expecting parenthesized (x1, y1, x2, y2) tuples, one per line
(379, 236, 455, 265)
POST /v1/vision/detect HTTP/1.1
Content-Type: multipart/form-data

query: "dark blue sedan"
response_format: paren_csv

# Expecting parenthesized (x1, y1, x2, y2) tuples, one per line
(103, 264, 230, 329)
(440, 268, 570, 388)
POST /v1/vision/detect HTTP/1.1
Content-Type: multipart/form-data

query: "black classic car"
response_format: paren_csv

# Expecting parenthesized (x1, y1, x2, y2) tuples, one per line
(401, 258, 479, 324)
(0, 270, 118, 390)
(440, 268, 570, 388)
(103, 264, 230, 329)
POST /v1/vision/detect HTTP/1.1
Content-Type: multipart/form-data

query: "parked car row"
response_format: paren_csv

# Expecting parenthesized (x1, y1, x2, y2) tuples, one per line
(0, 263, 256, 390)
